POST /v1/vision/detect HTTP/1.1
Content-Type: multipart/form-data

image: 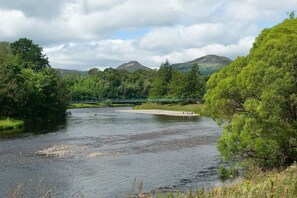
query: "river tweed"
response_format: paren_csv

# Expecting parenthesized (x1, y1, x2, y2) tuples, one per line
(0, 107, 222, 198)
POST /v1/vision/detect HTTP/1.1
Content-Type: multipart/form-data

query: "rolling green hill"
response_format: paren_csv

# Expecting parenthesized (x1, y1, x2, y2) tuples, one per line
(171, 54, 232, 75)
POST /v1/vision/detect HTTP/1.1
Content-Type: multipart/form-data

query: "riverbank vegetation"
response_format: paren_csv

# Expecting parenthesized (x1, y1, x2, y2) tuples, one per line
(205, 18, 297, 170)
(136, 163, 297, 198)
(0, 38, 68, 123)
(68, 102, 133, 109)
(134, 103, 204, 115)
(0, 118, 24, 130)
(62, 61, 206, 103)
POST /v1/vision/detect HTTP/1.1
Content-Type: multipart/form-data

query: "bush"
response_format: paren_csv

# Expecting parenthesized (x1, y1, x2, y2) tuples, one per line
(219, 165, 239, 179)
(205, 19, 297, 168)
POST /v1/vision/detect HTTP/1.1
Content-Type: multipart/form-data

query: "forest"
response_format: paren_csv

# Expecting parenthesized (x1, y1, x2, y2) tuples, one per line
(63, 60, 206, 103)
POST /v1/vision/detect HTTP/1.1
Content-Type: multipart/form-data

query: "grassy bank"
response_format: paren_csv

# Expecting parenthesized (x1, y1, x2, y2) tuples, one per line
(68, 103, 133, 109)
(138, 163, 297, 198)
(68, 103, 102, 108)
(134, 103, 204, 115)
(0, 118, 24, 131)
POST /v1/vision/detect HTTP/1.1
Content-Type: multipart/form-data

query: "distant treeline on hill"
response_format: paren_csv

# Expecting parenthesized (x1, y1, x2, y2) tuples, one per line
(62, 61, 209, 102)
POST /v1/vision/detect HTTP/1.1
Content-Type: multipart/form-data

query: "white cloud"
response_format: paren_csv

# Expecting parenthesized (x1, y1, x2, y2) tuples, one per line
(0, 9, 31, 37)
(224, 0, 297, 21)
(45, 36, 255, 70)
(138, 23, 256, 52)
(0, 0, 296, 70)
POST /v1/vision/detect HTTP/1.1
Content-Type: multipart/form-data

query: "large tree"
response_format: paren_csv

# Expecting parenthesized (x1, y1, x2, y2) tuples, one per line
(10, 38, 49, 72)
(149, 60, 173, 98)
(184, 63, 204, 100)
(205, 19, 297, 168)
(0, 38, 67, 121)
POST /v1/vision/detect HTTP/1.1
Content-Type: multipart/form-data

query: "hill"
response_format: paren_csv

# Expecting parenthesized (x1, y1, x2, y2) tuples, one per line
(171, 55, 232, 75)
(54, 68, 86, 75)
(117, 61, 151, 72)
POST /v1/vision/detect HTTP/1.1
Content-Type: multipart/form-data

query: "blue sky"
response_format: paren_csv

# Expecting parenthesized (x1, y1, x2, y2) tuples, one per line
(0, 0, 296, 70)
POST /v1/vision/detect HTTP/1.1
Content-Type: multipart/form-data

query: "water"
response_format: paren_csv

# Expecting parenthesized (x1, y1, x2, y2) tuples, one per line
(0, 107, 222, 197)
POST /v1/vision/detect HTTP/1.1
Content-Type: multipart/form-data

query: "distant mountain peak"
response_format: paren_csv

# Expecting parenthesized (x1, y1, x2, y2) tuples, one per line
(171, 54, 232, 75)
(192, 54, 231, 64)
(117, 61, 151, 72)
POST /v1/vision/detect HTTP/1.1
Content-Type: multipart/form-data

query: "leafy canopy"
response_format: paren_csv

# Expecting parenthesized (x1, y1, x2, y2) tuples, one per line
(205, 19, 297, 168)
(0, 38, 67, 121)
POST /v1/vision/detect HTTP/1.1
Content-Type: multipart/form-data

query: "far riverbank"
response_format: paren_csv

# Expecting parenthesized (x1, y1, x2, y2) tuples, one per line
(133, 103, 205, 115)
(117, 109, 198, 117)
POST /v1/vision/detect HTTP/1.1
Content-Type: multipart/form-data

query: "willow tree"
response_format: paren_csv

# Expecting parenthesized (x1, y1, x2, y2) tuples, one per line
(205, 19, 297, 168)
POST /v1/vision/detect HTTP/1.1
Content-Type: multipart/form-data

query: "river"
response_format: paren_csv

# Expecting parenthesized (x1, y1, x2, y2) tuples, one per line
(0, 107, 222, 197)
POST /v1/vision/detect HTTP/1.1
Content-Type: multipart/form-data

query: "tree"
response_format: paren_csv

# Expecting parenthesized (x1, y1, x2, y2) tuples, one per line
(0, 42, 15, 65)
(0, 64, 25, 117)
(168, 71, 187, 98)
(205, 19, 297, 169)
(10, 38, 49, 72)
(149, 60, 173, 99)
(0, 39, 67, 121)
(184, 63, 204, 100)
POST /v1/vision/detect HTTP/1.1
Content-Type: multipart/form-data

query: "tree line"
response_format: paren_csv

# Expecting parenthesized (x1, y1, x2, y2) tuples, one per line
(63, 61, 206, 102)
(0, 38, 207, 121)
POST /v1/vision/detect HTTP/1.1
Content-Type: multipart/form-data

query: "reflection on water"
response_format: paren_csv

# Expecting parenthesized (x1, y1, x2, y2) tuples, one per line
(0, 107, 222, 197)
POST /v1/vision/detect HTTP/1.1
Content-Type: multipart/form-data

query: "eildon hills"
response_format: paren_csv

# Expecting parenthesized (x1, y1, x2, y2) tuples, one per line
(54, 54, 232, 76)
(116, 54, 231, 75)
(171, 54, 232, 76)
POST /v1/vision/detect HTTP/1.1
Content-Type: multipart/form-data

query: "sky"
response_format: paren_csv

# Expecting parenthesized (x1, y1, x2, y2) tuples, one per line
(0, 0, 296, 70)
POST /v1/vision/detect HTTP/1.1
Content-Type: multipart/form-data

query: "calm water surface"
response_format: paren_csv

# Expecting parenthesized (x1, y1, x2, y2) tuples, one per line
(0, 107, 222, 197)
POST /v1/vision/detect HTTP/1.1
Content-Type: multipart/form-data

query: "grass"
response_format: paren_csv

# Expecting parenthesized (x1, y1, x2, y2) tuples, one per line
(9, 178, 51, 198)
(68, 103, 102, 108)
(134, 103, 205, 115)
(135, 163, 297, 198)
(68, 103, 134, 109)
(0, 118, 24, 131)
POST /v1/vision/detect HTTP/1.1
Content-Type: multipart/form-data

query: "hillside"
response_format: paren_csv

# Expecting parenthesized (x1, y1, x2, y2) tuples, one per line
(171, 55, 232, 75)
(54, 68, 86, 75)
(117, 61, 151, 72)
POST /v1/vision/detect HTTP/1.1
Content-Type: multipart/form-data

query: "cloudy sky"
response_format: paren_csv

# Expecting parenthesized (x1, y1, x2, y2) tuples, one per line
(0, 0, 296, 70)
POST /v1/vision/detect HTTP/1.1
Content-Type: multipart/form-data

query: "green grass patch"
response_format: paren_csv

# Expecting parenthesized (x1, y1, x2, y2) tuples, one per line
(68, 103, 134, 109)
(68, 103, 104, 109)
(0, 118, 24, 131)
(137, 163, 297, 198)
(134, 103, 205, 115)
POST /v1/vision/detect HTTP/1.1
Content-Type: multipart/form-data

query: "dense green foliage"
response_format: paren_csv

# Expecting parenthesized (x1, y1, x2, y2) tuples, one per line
(205, 19, 297, 168)
(149, 61, 205, 101)
(64, 68, 156, 101)
(64, 61, 206, 103)
(0, 38, 67, 121)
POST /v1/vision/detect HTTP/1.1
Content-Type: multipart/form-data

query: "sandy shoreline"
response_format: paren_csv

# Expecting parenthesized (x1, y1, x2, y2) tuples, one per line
(117, 109, 198, 117)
